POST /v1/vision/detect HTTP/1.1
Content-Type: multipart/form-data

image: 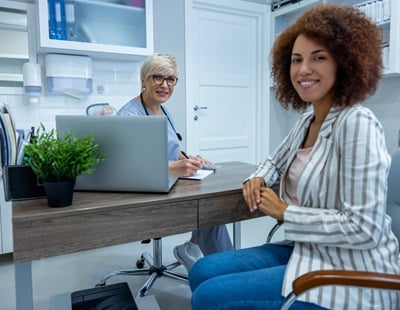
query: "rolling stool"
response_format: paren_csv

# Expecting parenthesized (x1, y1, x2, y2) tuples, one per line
(95, 238, 188, 297)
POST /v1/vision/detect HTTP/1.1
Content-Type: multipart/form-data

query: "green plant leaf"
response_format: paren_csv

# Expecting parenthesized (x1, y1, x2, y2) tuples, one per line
(24, 123, 105, 182)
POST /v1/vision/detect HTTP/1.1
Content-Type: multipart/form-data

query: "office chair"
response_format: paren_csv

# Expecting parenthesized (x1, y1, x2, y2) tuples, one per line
(95, 237, 188, 297)
(271, 147, 400, 309)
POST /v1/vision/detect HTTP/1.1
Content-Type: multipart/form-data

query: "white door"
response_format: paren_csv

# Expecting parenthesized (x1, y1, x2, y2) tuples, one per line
(185, 0, 269, 164)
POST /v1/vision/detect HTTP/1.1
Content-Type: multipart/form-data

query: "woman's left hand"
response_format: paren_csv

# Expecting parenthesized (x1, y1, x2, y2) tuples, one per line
(258, 187, 288, 222)
(193, 155, 212, 165)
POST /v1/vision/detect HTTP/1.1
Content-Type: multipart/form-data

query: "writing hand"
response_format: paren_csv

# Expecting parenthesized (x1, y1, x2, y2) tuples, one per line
(195, 155, 212, 166)
(181, 151, 212, 165)
(169, 158, 202, 177)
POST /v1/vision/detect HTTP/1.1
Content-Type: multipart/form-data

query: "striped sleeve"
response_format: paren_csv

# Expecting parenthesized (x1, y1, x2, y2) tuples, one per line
(284, 107, 390, 250)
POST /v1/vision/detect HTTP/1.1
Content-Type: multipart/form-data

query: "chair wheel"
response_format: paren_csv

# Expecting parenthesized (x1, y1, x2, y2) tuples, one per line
(136, 258, 145, 268)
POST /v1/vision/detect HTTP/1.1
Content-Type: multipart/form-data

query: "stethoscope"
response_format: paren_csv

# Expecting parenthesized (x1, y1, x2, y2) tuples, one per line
(140, 92, 183, 141)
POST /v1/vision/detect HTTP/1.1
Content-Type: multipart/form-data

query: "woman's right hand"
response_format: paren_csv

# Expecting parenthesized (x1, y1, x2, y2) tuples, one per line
(169, 158, 202, 177)
(242, 177, 266, 213)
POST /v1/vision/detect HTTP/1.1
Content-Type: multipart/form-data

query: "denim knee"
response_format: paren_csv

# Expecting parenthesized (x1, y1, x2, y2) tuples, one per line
(189, 255, 212, 291)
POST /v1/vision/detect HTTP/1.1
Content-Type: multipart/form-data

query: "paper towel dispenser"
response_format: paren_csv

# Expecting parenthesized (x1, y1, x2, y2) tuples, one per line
(45, 54, 92, 96)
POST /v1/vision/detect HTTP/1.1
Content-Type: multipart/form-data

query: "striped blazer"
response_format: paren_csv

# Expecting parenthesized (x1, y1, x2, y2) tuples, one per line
(249, 105, 400, 309)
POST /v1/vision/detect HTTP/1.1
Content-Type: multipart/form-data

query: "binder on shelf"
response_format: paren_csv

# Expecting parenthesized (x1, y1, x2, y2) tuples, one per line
(0, 114, 8, 167)
(56, 0, 67, 40)
(48, 0, 57, 39)
(2, 108, 16, 165)
(0, 104, 44, 201)
(65, 1, 78, 41)
(0, 104, 17, 166)
(48, 0, 67, 40)
(0, 104, 34, 168)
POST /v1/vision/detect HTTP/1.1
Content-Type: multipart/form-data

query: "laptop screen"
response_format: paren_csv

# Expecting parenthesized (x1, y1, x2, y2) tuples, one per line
(56, 115, 176, 193)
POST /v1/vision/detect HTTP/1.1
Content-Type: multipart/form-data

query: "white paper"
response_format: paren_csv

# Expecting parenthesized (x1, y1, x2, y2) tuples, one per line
(180, 169, 214, 180)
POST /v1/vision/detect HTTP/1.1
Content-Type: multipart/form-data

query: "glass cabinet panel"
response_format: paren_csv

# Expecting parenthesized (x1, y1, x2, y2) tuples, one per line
(37, 0, 154, 60)
(0, 6, 29, 87)
(72, 1, 146, 47)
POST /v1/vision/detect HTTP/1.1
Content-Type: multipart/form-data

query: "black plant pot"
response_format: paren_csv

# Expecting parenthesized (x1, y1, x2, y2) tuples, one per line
(43, 179, 76, 208)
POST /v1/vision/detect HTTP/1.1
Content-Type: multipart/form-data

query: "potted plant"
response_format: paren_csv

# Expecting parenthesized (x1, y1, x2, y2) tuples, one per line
(23, 124, 105, 207)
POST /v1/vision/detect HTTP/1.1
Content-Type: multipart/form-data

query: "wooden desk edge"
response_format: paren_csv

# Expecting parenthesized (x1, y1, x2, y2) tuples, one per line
(12, 162, 279, 262)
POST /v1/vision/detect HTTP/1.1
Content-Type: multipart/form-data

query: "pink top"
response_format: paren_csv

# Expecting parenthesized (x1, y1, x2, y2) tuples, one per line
(285, 147, 313, 205)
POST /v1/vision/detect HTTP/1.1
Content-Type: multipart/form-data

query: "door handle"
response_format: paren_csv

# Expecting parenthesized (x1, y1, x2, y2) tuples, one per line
(193, 105, 208, 111)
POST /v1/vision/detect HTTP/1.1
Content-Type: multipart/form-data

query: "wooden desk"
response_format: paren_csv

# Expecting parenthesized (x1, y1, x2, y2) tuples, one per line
(12, 161, 264, 309)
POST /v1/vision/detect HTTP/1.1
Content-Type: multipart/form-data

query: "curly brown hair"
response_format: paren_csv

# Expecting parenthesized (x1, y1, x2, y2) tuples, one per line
(271, 4, 383, 111)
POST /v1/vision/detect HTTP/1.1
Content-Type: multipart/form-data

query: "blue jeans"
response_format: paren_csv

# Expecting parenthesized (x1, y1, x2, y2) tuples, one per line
(189, 244, 327, 310)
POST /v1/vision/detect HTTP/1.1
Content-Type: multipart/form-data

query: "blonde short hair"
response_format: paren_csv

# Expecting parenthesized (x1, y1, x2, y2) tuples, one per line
(140, 53, 178, 84)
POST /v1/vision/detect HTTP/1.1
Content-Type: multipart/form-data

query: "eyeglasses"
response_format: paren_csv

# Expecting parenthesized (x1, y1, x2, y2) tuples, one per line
(151, 74, 178, 86)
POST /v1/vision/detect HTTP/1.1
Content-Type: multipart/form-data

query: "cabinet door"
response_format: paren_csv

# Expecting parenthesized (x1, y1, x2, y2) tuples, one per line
(0, 0, 35, 93)
(36, 0, 154, 61)
(0, 177, 13, 254)
(0, 0, 32, 255)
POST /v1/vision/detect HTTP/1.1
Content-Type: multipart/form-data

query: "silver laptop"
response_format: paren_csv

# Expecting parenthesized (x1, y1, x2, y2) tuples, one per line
(55, 115, 178, 193)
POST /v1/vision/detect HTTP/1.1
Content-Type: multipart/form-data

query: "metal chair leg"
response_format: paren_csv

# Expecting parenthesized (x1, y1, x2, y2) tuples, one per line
(95, 237, 188, 296)
(280, 292, 297, 310)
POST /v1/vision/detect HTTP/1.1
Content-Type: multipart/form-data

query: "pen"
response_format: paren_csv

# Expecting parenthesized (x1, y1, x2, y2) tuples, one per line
(181, 150, 190, 159)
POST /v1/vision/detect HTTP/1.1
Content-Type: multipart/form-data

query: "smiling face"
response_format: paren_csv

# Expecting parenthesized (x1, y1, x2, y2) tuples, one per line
(142, 69, 177, 106)
(290, 34, 337, 108)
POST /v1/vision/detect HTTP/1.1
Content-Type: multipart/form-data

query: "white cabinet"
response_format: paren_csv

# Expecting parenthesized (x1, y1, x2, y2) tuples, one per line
(0, 174, 12, 254)
(271, 0, 400, 76)
(0, 0, 35, 255)
(36, 0, 154, 61)
(353, 0, 400, 75)
(0, 0, 36, 93)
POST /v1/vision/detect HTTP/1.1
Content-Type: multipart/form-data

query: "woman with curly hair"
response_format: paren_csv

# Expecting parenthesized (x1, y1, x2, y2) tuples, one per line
(189, 4, 400, 309)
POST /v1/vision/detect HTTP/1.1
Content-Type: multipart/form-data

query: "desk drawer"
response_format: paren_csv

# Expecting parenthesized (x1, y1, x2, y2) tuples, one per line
(13, 200, 197, 262)
(198, 193, 263, 228)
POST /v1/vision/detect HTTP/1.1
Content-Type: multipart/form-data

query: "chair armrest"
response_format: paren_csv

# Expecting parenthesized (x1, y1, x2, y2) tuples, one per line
(292, 270, 400, 296)
(266, 222, 281, 243)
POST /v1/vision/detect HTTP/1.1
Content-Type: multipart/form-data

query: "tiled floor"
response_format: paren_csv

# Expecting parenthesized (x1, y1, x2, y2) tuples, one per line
(0, 217, 280, 310)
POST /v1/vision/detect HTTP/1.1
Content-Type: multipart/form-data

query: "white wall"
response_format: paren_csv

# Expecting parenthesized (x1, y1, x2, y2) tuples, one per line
(152, 0, 187, 149)
(0, 58, 141, 133)
(366, 76, 400, 154)
(269, 76, 400, 156)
